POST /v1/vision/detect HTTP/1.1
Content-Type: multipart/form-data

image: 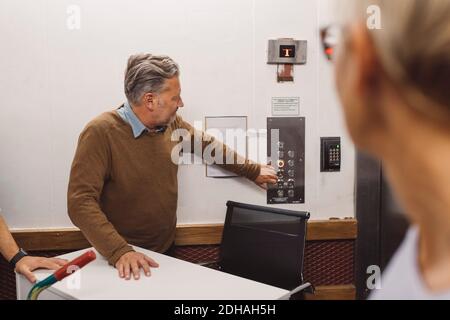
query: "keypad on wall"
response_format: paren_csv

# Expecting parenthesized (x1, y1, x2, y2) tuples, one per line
(320, 137, 341, 172)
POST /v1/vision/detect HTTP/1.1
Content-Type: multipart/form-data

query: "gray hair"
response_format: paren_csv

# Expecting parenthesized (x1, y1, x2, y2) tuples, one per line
(124, 54, 180, 105)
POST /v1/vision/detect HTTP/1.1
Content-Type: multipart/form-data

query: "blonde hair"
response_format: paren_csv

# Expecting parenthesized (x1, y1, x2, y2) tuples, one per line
(344, 0, 450, 120)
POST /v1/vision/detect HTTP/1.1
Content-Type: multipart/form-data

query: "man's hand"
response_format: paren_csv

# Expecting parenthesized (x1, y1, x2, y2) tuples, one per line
(115, 251, 159, 280)
(254, 165, 278, 190)
(15, 256, 68, 283)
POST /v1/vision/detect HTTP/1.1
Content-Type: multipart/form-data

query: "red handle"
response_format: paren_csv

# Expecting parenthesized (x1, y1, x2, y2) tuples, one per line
(54, 250, 96, 281)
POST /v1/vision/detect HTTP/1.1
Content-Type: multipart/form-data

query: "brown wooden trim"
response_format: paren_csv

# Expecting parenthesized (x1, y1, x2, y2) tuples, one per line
(306, 219, 357, 241)
(12, 229, 90, 251)
(305, 285, 356, 300)
(175, 224, 224, 246)
(11, 219, 357, 250)
(175, 219, 357, 245)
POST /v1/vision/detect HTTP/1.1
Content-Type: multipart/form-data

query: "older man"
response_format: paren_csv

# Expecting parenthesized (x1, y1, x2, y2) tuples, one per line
(68, 54, 277, 280)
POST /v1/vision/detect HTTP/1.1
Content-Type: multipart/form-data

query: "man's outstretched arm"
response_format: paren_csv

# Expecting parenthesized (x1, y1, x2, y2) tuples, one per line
(174, 116, 277, 188)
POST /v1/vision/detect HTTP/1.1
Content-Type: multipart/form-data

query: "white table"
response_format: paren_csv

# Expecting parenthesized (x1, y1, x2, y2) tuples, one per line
(16, 247, 289, 300)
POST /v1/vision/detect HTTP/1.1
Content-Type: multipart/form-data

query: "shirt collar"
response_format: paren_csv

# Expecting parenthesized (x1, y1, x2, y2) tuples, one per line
(118, 101, 149, 138)
(118, 102, 168, 138)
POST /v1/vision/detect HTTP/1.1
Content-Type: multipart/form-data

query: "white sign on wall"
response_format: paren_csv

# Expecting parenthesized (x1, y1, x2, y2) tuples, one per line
(271, 97, 300, 116)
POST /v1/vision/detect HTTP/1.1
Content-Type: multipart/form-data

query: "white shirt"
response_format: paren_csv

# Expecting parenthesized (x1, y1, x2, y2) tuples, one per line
(370, 227, 450, 300)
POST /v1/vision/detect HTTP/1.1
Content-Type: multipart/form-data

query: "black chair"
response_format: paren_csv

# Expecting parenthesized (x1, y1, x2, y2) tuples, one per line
(218, 201, 313, 298)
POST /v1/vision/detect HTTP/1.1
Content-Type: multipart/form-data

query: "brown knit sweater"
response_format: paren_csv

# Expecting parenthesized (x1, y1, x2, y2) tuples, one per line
(67, 109, 260, 265)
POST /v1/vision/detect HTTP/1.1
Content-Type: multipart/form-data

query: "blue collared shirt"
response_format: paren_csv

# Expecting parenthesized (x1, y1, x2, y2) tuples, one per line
(117, 101, 149, 138)
(117, 102, 168, 138)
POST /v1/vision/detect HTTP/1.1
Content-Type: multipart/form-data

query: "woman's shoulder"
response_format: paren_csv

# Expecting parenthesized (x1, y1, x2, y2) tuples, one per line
(370, 227, 419, 299)
(371, 227, 450, 300)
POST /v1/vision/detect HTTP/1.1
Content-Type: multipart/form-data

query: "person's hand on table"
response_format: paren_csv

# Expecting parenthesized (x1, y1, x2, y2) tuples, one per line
(15, 256, 68, 283)
(254, 165, 278, 190)
(115, 251, 159, 280)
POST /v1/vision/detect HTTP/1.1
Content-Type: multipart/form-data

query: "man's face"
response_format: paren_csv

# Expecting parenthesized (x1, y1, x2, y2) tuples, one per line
(153, 76, 184, 126)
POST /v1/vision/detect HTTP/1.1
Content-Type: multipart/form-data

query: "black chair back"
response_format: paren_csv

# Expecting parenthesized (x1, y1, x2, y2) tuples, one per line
(219, 201, 310, 290)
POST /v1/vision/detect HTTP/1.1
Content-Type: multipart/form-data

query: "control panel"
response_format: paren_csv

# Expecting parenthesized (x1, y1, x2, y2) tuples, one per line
(267, 117, 305, 204)
(320, 137, 341, 172)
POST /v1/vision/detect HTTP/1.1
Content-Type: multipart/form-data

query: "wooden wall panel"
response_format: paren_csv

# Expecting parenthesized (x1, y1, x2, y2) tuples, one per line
(12, 219, 357, 250)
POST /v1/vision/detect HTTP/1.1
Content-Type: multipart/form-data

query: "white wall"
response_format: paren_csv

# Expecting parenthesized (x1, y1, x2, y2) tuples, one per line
(0, 0, 354, 229)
